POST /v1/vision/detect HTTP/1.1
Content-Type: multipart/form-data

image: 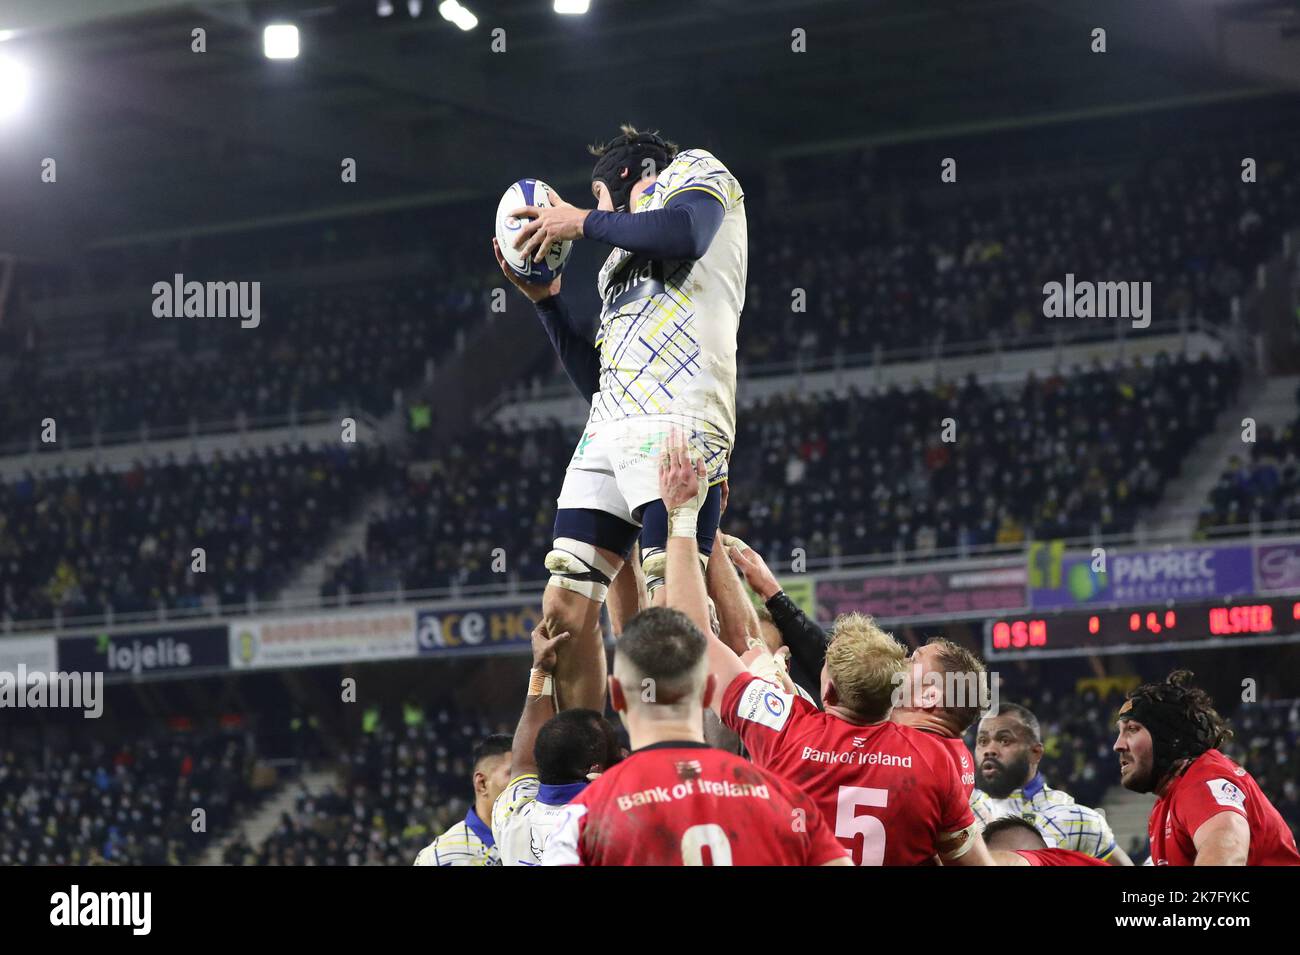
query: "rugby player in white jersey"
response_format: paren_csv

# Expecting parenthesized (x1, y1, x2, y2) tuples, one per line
(972, 702, 1133, 865)
(413, 734, 512, 866)
(492, 124, 747, 713)
(491, 622, 623, 865)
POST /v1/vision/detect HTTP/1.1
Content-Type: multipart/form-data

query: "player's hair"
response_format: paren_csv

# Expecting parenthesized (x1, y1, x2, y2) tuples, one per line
(924, 636, 987, 731)
(471, 734, 513, 773)
(981, 816, 1047, 851)
(534, 710, 622, 785)
(986, 702, 1041, 743)
(755, 605, 775, 626)
(824, 613, 907, 721)
(1127, 670, 1232, 750)
(588, 124, 680, 163)
(616, 606, 707, 706)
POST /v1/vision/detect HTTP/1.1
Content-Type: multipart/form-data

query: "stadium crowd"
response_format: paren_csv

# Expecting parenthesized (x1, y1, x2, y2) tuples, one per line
(326, 351, 1239, 601)
(0, 443, 389, 625)
(1200, 390, 1300, 535)
(226, 705, 510, 866)
(0, 279, 473, 451)
(0, 730, 252, 866)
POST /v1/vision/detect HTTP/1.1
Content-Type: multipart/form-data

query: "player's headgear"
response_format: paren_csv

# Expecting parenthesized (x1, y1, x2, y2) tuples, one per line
(1117, 670, 1230, 785)
(590, 126, 677, 212)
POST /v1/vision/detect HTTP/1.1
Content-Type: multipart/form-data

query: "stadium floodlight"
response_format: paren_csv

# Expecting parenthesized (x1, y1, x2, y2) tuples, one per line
(377, 0, 393, 16)
(438, 2, 478, 31)
(263, 24, 299, 59)
(0, 54, 29, 120)
(554, 0, 591, 14)
(408, 0, 422, 16)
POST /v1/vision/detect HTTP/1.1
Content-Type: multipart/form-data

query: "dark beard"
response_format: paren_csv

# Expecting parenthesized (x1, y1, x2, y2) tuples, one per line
(979, 752, 1032, 799)
(1122, 760, 1156, 794)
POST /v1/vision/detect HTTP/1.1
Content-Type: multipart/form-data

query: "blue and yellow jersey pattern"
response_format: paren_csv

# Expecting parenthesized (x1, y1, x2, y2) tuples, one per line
(971, 772, 1119, 860)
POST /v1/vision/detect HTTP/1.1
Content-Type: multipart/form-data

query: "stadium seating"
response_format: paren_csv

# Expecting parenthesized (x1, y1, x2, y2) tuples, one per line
(1199, 389, 1300, 535)
(0, 730, 252, 866)
(326, 352, 1240, 600)
(0, 443, 390, 626)
(232, 706, 511, 866)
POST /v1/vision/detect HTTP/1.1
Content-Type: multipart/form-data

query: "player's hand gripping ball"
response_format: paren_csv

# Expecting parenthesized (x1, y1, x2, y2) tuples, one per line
(495, 179, 574, 284)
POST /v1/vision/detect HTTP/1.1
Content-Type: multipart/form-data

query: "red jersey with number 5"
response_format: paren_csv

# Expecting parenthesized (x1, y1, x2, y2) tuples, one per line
(1149, 749, 1300, 866)
(721, 673, 975, 865)
(541, 740, 848, 866)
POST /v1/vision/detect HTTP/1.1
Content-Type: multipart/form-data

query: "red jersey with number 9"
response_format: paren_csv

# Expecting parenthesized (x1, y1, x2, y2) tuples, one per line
(541, 740, 848, 866)
(721, 673, 975, 865)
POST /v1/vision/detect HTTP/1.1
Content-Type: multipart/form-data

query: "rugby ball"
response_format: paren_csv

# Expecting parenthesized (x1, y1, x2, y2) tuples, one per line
(495, 178, 573, 285)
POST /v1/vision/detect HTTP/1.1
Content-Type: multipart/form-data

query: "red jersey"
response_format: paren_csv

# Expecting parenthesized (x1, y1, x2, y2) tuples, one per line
(1016, 847, 1109, 866)
(935, 733, 976, 800)
(721, 674, 975, 865)
(541, 741, 848, 866)
(1148, 749, 1300, 867)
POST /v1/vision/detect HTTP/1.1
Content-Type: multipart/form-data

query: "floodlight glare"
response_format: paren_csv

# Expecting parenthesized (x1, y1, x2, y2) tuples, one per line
(0, 54, 30, 119)
(438, 2, 477, 31)
(554, 0, 591, 14)
(263, 24, 299, 60)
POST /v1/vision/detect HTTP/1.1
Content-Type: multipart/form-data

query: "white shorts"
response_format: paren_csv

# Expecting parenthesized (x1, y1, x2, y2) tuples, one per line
(555, 414, 730, 525)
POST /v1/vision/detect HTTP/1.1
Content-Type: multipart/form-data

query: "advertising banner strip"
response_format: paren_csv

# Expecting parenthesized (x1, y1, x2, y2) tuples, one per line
(815, 565, 1027, 623)
(1027, 541, 1255, 611)
(1254, 541, 1300, 594)
(0, 635, 59, 684)
(230, 608, 417, 670)
(416, 603, 543, 656)
(57, 627, 229, 681)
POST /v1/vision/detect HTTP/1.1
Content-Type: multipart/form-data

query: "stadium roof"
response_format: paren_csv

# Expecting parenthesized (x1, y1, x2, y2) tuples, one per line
(0, 0, 1294, 254)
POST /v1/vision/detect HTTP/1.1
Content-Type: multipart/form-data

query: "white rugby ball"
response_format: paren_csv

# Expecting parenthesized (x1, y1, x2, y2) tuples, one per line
(495, 178, 573, 285)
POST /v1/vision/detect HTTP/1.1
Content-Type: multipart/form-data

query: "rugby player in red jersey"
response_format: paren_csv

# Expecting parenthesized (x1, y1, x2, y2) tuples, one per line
(891, 637, 984, 800)
(982, 816, 1109, 867)
(696, 466, 991, 865)
(1114, 670, 1300, 866)
(541, 433, 849, 866)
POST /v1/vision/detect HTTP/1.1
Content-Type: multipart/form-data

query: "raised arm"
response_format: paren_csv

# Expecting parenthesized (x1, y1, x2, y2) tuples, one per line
(705, 529, 762, 656)
(532, 295, 601, 400)
(491, 236, 599, 400)
(658, 430, 747, 713)
(508, 623, 571, 778)
(727, 535, 828, 684)
(582, 191, 725, 260)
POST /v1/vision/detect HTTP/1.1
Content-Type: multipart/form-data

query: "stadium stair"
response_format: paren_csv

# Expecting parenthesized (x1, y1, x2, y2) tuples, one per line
(1098, 785, 1157, 858)
(200, 768, 339, 865)
(276, 490, 391, 608)
(1143, 373, 1300, 539)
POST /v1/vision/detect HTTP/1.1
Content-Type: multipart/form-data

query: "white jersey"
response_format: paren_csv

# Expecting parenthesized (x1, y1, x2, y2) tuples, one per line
(412, 808, 500, 866)
(970, 772, 1118, 860)
(490, 774, 588, 867)
(590, 148, 747, 448)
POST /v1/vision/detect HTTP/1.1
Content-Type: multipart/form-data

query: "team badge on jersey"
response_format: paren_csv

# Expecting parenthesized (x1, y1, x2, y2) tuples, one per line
(1207, 778, 1247, 810)
(735, 679, 794, 732)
